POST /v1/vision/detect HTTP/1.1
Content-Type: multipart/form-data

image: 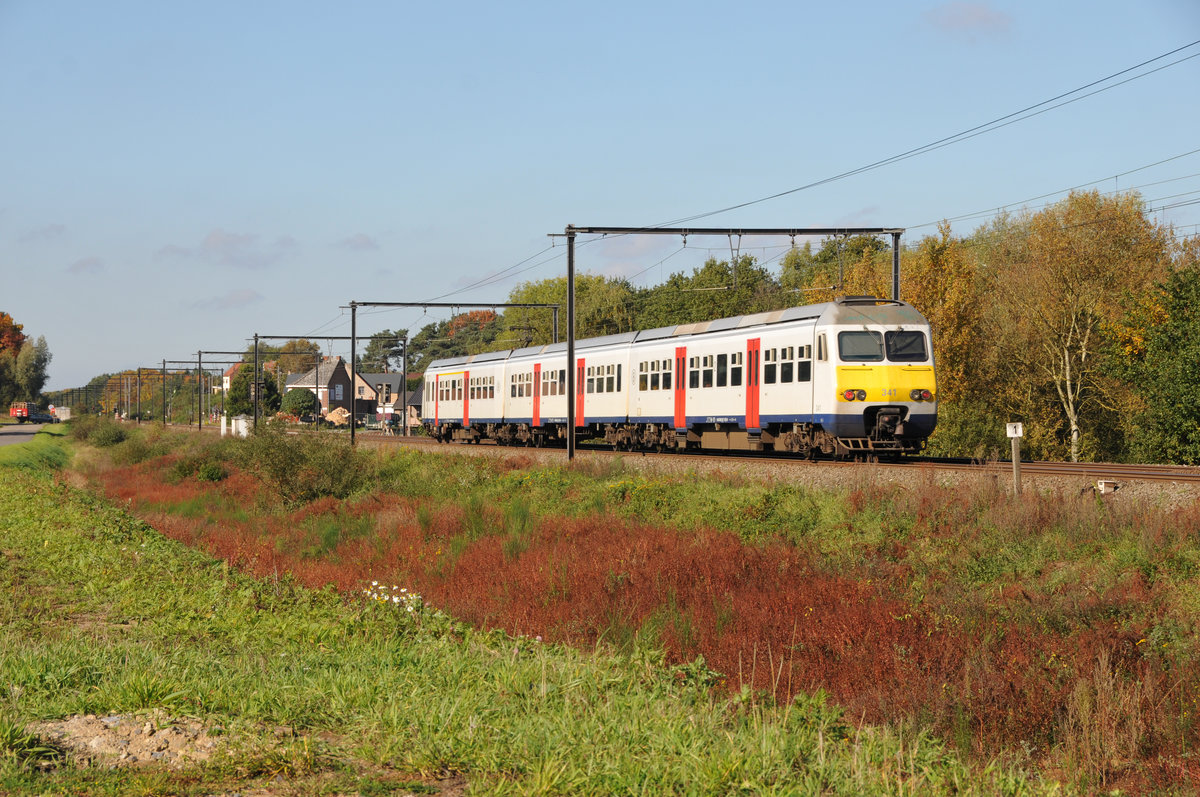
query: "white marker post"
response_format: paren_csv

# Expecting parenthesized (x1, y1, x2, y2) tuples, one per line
(1006, 422, 1024, 496)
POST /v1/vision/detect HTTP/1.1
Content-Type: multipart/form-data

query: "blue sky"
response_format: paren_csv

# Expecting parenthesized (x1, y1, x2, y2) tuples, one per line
(3, 1, 1198, 390)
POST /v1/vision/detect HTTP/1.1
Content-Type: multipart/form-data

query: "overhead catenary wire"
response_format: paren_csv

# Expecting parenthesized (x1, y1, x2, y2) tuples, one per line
(413, 41, 1199, 309)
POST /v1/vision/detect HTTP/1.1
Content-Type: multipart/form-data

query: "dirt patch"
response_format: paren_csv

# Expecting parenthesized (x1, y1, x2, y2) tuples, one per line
(30, 711, 222, 769)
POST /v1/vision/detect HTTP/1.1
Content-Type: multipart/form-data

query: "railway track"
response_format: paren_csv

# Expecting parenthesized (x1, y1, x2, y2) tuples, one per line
(355, 431, 1200, 485)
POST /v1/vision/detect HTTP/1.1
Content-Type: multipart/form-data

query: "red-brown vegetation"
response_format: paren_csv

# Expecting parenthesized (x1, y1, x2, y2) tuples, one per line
(86, 458, 1200, 792)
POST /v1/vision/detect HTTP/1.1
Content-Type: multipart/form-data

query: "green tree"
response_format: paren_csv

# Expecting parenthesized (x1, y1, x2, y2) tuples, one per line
(408, 312, 502, 372)
(227, 364, 280, 417)
(633, 255, 782, 330)
(992, 191, 1171, 461)
(14, 336, 52, 400)
(1117, 244, 1200, 463)
(360, 329, 408, 373)
(780, 235, 890, 298)
(280, 388, 319, 417)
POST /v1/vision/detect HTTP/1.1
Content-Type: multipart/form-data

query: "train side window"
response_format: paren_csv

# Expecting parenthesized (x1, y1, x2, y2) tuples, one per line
(586, 366, 595, 394)
(702, 355, 714, 389)
(781, 360, 793, 383)
(797, 360, 811, 382)
(640, 370, 649, 391)
(689, 356, 699, 389)
(662, 368, 671, 390)
(731, 351, 742, 387)
(489, 377, 495, 399)
(764, 348, 777, 385)
(558, 370, 565, 395)
(716, 353, 728, 387)
(817, 334, 827, 361)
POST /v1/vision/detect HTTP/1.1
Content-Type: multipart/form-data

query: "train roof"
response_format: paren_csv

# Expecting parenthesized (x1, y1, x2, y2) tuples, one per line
(424, 296, 925, 371)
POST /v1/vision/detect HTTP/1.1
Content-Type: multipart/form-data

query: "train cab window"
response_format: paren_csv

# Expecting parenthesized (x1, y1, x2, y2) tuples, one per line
(689, 356, 700, 389)
(716, 354, 727, 387)
(885, 331, 928, 362)
(763, 348, 777, 385)
(838, 331, 883, 362)
(730, 351, 742, 387)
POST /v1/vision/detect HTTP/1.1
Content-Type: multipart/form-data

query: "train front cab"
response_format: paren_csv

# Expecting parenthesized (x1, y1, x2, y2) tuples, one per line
(817, 302, 937, 456)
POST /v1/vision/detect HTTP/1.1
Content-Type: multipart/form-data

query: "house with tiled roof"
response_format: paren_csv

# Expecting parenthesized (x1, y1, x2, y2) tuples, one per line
(284, 356, 366, 415)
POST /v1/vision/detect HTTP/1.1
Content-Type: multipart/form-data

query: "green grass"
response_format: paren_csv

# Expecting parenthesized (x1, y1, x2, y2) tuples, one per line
(0, 424, 70, 470)
(0, 456, 1046, 794)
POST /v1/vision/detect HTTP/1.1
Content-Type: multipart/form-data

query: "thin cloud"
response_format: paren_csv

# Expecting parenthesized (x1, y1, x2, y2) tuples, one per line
(338, 233, 380, 251)
(156, 229, 298, 269)
(192, 288, 264, 310)
(19, 223, 67, 243)
(924, 2, 1012, 39)
(66, 256, 103, 275)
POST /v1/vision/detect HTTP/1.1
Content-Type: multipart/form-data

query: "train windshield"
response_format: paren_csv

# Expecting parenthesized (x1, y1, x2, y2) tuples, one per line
(838, 331, 884, 362)
(884, 331, 928, 362)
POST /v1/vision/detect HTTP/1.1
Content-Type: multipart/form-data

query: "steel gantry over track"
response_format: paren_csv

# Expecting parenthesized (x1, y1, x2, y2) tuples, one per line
(344, 301, 561, 445)
(553, 225, 905, 460)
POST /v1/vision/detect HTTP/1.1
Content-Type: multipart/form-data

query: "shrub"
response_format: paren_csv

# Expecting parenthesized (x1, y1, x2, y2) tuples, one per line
(281, 388, 319, 417)
(236, 419, 375, 505)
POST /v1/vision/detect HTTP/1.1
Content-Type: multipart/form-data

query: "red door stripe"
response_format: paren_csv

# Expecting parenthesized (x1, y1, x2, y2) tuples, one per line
(462, 370, 470, 426)
(575, 358, 585, 427)
(674, 346, 687, 429)
(746, 338, 760, 431)
(533, 363, 541, 427)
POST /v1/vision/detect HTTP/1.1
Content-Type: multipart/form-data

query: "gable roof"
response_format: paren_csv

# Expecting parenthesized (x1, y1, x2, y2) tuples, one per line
(287, 356, 347, 389)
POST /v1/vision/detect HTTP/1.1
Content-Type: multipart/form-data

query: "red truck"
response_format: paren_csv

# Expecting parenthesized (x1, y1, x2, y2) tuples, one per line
(9, 402, 35, 423)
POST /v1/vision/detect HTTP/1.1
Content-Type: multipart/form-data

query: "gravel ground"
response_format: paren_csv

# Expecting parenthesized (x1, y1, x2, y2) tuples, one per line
(30, 711, 221, 769)
(380, 438, 1200, 512)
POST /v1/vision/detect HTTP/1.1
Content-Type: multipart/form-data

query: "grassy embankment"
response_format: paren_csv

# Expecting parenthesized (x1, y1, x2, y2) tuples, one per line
(77, 421, 1200, 790)
(0, 422, 1042, 795)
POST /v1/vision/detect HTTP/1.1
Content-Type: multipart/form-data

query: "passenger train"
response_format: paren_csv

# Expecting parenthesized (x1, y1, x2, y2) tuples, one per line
(421, 296, 937, 457)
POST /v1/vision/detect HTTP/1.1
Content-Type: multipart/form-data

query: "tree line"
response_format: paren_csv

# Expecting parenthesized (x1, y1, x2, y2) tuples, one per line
(57, 189, 1198, 464)
(397, 190, 1199, 464)
(0, 312, 52, 410)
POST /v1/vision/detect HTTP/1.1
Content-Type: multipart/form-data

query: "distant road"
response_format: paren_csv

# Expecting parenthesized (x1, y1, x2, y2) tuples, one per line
(0, 423, 43, 448)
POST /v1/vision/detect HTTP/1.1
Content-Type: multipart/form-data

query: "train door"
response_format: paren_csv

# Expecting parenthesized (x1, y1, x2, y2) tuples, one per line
(746, 338, 761, 431)
(575, 357, 586, 427)
(532, 363, 541, 427)
(674, 346, 687, 429)
(462, 370, 470, 425)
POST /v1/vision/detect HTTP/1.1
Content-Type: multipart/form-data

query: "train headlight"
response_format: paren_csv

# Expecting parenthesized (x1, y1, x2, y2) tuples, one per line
(843, 389, 857, 401)
(856, 389, 866, 401)
(843, 389, 867, 401)
(909, 389, 934, 401)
